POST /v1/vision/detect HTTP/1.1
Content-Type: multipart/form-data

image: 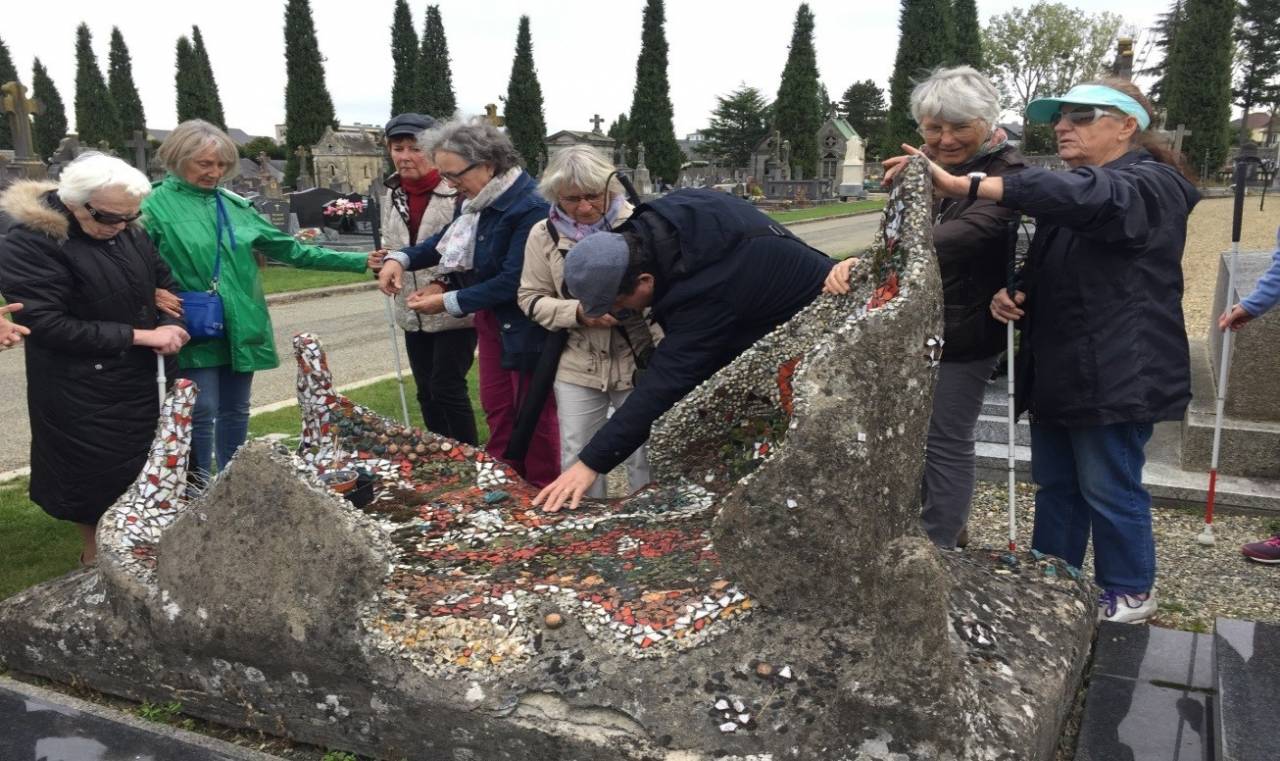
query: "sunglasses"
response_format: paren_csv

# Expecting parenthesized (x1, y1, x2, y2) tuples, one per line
(1049, 107, 1120, 128)
(440, 162, 483, 183)
(84, 203, 142, 225)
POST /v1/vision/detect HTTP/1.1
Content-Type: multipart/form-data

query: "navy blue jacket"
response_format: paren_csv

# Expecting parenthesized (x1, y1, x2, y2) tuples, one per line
(401, 171, 550, 369)
(1002, 150, 1199, 426)
(576, 190, 834, 474)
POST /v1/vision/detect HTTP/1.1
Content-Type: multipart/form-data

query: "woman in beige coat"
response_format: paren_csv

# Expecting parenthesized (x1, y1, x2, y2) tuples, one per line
(517, 145, 653, 497)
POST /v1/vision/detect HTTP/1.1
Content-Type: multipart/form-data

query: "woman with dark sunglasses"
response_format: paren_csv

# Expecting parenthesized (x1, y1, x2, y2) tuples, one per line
(0, 153, 189, 564)
(888, 78, 1200, 625)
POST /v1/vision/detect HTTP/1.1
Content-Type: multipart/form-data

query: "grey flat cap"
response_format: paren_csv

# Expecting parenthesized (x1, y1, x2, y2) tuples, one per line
(563, 232, 630, 317)
(385, 113, 437, 139)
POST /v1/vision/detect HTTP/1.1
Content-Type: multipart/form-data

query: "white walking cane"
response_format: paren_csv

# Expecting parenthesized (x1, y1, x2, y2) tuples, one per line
(384, 294, 412, 427)
(155, 354, 166, 412)
(1006, 318, 1018, 553)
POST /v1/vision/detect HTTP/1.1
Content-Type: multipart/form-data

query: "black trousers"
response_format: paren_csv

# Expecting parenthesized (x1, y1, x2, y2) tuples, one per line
(402, 327, 479, 445)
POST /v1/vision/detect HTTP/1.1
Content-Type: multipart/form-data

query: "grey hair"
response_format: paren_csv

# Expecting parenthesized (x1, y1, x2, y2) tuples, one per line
(909, 66, 1001, 129)
(156, 119, 241, 180)
(56, 152, 153, 206)
(418, 118, 522, 175)
(537, 145, 622, 202)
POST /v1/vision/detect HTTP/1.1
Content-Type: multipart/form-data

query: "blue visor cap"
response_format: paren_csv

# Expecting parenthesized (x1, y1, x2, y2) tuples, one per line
(1026, 84, 1151, 130)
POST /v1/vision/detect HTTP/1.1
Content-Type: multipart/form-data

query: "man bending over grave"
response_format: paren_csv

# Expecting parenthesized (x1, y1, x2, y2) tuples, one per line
(534, 190, 836, 512)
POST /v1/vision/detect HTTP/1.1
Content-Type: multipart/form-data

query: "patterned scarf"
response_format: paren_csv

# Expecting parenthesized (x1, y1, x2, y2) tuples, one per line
(548, 193, 628, 242)
(436, 167, 523, 273)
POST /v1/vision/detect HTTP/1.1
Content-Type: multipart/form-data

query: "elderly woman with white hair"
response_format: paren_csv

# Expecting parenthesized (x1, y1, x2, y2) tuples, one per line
(825, 66, 1027, 549)
(143, 120, 379, 481)
(0, 153, 189, 563)
(517, 145, 654, 497)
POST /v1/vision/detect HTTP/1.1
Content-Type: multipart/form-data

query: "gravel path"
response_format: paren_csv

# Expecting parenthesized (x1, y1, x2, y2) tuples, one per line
(1181, 194, 1279, 333)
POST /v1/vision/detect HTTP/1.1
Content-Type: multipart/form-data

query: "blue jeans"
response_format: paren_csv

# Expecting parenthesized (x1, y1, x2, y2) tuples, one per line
(1030, 422, 1155, 595)
(179, 366, 255, 478)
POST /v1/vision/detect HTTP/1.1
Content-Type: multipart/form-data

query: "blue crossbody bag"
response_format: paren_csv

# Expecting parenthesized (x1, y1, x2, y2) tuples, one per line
(178, 193, 234, 339)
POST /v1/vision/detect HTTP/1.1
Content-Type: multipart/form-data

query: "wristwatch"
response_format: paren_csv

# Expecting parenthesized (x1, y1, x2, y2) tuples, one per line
(967, 171, 987, 201)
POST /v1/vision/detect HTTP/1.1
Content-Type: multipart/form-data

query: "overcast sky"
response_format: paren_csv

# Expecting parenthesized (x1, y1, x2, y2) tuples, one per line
(5, 0, 1171, 140)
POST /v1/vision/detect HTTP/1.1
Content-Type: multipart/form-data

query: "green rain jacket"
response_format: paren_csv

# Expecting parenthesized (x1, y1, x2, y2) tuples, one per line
(141, 175, 367, 372)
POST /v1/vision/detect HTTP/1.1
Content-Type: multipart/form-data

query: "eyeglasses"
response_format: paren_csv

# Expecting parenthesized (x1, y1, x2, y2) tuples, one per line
(440, 162, 483, 183)
(1050, 107, 1120, 128)
(84, 203, 142, 225)
(917, 122, 979, 140)
(560, 192, 606, 207)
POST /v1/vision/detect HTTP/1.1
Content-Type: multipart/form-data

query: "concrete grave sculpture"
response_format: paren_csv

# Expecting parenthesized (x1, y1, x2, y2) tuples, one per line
(0, 158, 1097, 760)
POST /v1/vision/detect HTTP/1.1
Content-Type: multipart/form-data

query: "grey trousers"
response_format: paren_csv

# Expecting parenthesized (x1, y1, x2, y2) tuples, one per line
(554, 380, 651, 498)
(921, 355, 1001, 547)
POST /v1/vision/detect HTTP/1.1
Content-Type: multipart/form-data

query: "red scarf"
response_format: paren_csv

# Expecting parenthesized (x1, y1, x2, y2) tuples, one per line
(401, 169, 441, 245)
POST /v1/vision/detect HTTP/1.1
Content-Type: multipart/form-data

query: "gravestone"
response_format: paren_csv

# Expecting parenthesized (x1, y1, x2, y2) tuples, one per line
(632, 141, 652, 195)
(124, 130, 149, 173)
(285, 186, 342, 228)
(1, 80, 47, 182)
(45, 135, 83, 180)
(252, 196, 291, 234)
(294, 145, 314, 190)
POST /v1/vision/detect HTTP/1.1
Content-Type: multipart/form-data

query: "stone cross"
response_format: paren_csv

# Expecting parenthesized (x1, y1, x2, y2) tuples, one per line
(483, 104, 506, 128)
(1, 81, 44, 160)
(294, 145, 313, 190)
(124, 130, 149, 172)
(589, 114, 605, 134)
(1171, 124, 1193, 157)
(636, 142, 647, 169)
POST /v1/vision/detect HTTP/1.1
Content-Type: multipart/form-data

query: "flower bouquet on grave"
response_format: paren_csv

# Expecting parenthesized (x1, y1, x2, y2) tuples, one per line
(321, 198, 366, 234)
(294, 227, 322, 243)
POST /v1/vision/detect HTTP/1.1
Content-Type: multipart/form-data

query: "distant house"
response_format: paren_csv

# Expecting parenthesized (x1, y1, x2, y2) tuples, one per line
(816, 116, 866, 198)
(997, 122, 1024, 146)
(310, 127, 384, 195)
(147, 127, 267, 147)
(1229, 112, 1280, 152)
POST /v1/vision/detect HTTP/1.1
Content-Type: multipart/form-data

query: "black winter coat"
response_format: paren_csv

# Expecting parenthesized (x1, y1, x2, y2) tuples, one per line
(576, 190, 834, 473)
(934, 144, 1026, 361)
(1002, 150, 1200, 426)
(0, 183, 182, 524)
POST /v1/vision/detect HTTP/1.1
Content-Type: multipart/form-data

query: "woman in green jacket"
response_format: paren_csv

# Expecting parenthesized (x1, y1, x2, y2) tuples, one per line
(143, 120, 378, 479)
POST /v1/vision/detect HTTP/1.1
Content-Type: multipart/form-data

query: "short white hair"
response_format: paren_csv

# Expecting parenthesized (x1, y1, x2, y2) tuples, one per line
(56, 152, 153, 206)
(909, 66, 1001, 129)
(537, 144, 621, 202)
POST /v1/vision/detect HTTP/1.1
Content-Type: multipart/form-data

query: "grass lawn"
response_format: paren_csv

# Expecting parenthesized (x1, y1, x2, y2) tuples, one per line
(766, 199, 885, 224)
(0, 369, 487, 601)
(258, 267, 372, 296)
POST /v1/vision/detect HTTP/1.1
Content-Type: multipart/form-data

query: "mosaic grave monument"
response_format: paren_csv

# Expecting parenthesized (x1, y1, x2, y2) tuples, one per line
(0, 158, 1097, 760)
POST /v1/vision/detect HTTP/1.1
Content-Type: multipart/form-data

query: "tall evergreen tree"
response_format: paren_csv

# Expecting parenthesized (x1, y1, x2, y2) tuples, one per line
(840, 79, 889, 158)
(107, 27, 146, 146)
(1233, 0, 1280, 144)
(389, 0, 419, 116)
(1141, 0, 1187, 109)
(174, 36, 203, 124)
(283, 0, 337, 186)
(190, 26, 226, 130)
(0, 36, 17, 150)
(31, 58, 69, 160)
(885, 0, 954, 152)
(774, 3, 824, 178)
(1163, 0, 1236, 174)
(416, 5, 457, 118)
(702, 85, 771, 170)
(608, 113, 631, 163)
(952, 0, 984, 69)
(626, 0, 682, 184)
(503, 16, 547, 172)
(74, 23, 122, 149)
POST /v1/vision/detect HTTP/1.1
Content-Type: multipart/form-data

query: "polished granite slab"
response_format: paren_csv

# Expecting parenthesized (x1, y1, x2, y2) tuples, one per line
(1216, 617, 1280, 761)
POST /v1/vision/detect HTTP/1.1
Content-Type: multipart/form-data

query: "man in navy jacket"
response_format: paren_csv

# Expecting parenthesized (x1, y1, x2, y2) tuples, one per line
(534, 189, 834, 512)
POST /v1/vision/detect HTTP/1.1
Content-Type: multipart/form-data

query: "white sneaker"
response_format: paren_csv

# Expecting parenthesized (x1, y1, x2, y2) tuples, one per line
(1098, 590, 1156, 624)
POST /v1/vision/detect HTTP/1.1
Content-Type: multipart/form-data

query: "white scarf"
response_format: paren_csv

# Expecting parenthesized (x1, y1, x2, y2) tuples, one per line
(436, 167, 523, 273)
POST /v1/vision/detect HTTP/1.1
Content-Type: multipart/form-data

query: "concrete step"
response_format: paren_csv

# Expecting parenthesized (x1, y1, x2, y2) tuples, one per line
(975, 413, 1032, 447)
(1215, 617, 1280, 761)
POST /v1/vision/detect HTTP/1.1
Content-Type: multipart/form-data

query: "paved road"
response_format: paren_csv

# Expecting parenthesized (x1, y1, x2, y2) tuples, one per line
(0, 212, 880, 474)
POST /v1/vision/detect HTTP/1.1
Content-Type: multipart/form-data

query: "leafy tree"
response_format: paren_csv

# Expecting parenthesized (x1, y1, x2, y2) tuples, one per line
(503, 16, 547, 172)
(283, 0, 337, 186)
(107, 27, 146, 147)
(839, 79, 889, 158)
(190, 26, 226, 130)
(1163, 0, 1235, 173)
(886, 0, 955, 151)
(774, 3, 824, 178)
(1233, 0, 1280, 144)
(73, 23, 122, 149)
(702, 85, 771, 170)
(389, 0, 418, 117)
(952, 0, 984, 68)
(31, 58, 69, 160)
(239, 135, 285, 160)
(0, 35, 16, 150)
(626, 0, 682, 183)
(983, 3, 1123, 139)
(416, 5, 457, 118)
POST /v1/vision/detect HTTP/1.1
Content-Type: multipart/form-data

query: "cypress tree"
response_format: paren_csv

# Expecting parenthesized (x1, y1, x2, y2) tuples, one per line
(1163, 0, 1236, 174)
(952, 0, 984, 69)
(0, 36, 17, 150)
(174, 36, 203, 124)
(283, 0, 337, 186)
(389, 0, 418, 116)
(190, 26, 226, 130)
(417, 5, 457, 118)
(608, 113, 630, 163)
(626, 0, 682, 184)
(503, 16, 547, 172)
(885, 0, 954, 152)
(774, 3, 824, 179)
(31, 58, 69, 160)
(107, 27, 146, 146)
(1144, 0, 1187, 109)
(74, 23, 122, 149)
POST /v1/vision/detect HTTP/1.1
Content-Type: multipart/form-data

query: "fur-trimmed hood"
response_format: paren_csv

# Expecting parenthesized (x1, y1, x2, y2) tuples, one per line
(0, 180, 68, 242)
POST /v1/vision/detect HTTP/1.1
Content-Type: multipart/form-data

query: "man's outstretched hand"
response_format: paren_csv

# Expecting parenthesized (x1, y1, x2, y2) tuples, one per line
(533, 461, 599, 512)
